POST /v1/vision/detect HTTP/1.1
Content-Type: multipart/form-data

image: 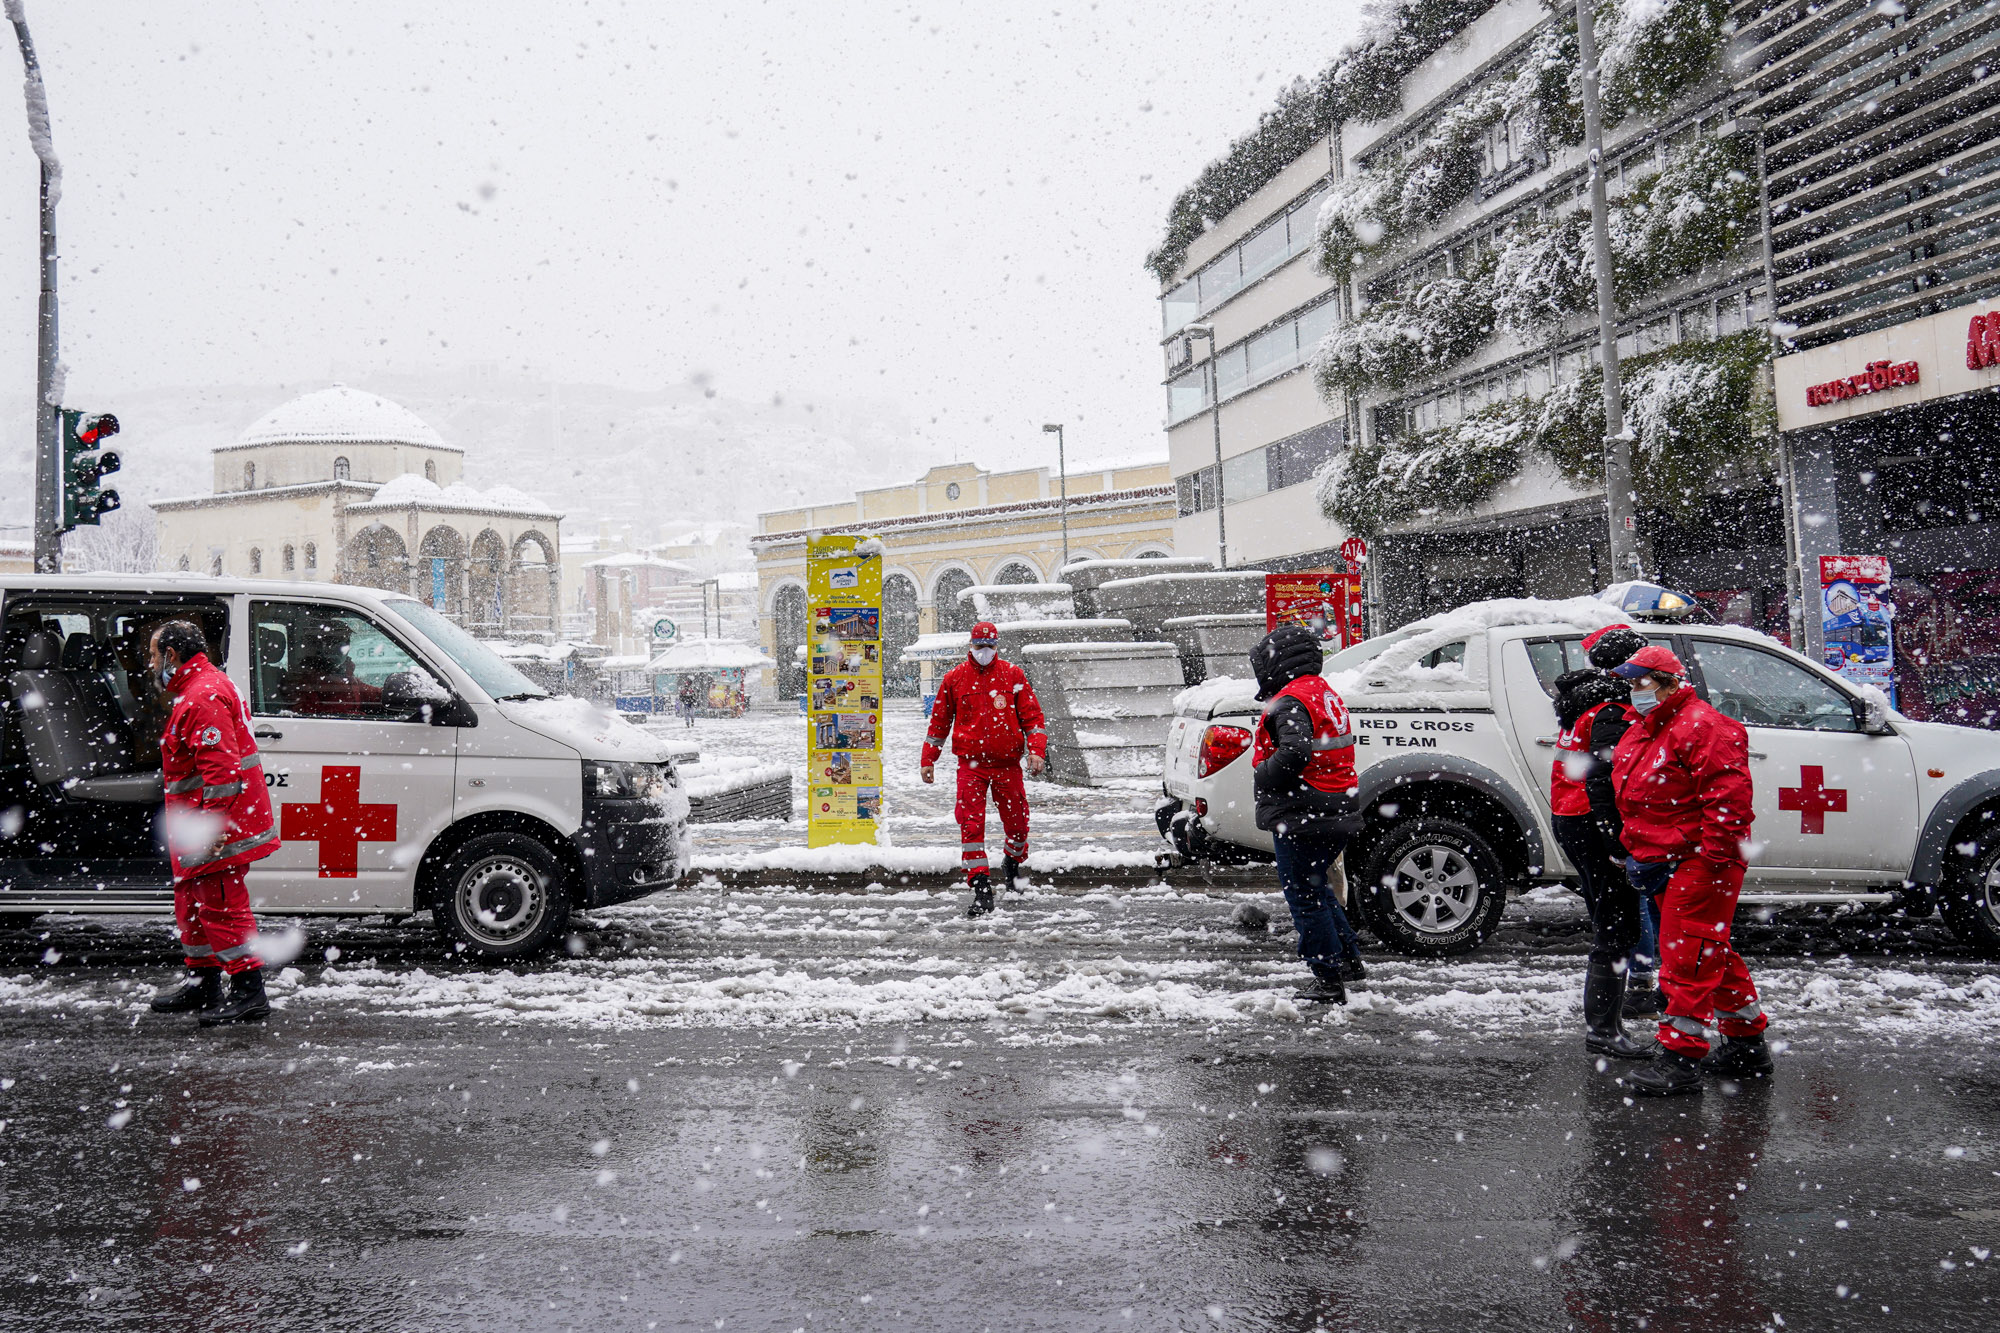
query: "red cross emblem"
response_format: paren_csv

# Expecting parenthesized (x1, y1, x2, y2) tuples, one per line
(1778, 764, 1848, 835)
(281, 765, 398, 878)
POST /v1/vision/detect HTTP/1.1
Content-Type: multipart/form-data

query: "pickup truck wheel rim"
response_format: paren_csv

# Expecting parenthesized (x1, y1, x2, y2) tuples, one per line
(1389, 845, 1480, 935)
(455, 855, 545, 947)
(1982, 863, 2000, 924)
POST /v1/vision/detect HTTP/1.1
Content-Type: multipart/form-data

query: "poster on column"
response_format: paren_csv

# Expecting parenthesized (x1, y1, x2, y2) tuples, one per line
(1820, 555, 1896, 705)
(806, 534, 884, 847)
(1265, 567, 1364, 648)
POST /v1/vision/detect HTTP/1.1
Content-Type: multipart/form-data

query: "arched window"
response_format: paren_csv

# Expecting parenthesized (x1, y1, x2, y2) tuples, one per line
(304, 541, 318, 571)
(248, 548, 263, 574)
(333, 456, 350, 481)
(243, 461, 257, 489)
(424, 459, 438, 483)
(282, 544, 296, 572)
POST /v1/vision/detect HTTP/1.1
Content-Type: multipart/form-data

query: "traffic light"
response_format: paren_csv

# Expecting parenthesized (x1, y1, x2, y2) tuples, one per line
(60, 409, 120, 532)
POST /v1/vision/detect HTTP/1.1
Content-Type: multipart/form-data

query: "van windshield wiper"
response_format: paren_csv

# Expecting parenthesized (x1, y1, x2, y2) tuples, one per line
(493, 691, 550, 701)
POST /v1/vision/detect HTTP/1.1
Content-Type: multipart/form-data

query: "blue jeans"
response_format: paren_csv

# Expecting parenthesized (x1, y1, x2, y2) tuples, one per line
(1628, 886, 1661, 980)
(1272, 826, 1362, 982)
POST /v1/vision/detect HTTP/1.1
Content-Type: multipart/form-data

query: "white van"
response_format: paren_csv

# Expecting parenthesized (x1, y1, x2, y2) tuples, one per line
(0, 575, 689, 959)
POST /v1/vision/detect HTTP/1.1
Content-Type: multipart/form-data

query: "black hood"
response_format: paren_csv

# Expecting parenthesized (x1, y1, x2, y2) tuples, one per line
(1552, 667, 1630, 728)
(1251, 624, 1324, 700)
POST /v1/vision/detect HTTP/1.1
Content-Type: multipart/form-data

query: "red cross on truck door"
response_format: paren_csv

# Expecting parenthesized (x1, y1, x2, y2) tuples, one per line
(282, 766, 398, 877)
(1778, 765, 1847, 835)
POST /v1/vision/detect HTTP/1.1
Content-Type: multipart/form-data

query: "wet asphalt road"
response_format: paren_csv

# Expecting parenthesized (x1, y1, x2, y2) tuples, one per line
(2, 888, 1997, 1333)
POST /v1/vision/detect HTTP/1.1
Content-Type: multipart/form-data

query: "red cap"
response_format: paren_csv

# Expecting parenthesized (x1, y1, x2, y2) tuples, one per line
(1611, 644, 1685, 678)
(1581, 624, 1632, 652)
(970, 621, 999, 643)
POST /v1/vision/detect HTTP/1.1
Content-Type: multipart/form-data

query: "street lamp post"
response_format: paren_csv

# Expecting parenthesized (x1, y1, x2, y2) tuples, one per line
(1042, 423, 1069, 572)
(1182, 324, 1227, 569)
(1575, 0, 1640, 584)
(7, 2, 62, 574)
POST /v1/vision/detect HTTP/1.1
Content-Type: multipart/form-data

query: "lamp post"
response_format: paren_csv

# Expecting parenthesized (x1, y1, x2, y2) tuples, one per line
(1042, 423, 1069, 572)
(1182, 323, 1227, 569)
(1575, 0, 1640, 584)
(7, 3, 61, 574)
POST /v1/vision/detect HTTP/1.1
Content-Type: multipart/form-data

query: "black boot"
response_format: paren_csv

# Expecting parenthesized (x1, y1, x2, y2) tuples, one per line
(198, 969, 271, 1026)
(1620, 1049, 1704, 1097)
(1584, 961, 1655, 1060)
(149, 969, 223, 1013)
(1701, 1034, 1774, 1079)
(1621, 976, 1661, 1019)
(966, 874, 996, 919)
(1339, 957, 1369, 988)
(1000, 856, 1021, 893)
(1296, 965, 1347, 1005)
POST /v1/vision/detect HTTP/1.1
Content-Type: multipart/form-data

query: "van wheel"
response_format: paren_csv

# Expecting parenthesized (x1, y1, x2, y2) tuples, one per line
(1358, 817, 1508, 957)
(433, 831, 572, 961)
(1942, 839, 2000, 959)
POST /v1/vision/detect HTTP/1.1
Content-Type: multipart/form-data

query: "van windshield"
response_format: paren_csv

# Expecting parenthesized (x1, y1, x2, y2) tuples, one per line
(382, 599, 551, 701)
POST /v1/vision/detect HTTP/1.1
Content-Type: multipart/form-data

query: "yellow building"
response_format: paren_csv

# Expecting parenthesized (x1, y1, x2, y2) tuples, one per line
(754, 460, 1175, 695)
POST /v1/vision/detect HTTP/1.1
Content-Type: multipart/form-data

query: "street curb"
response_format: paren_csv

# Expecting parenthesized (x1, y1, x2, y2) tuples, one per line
(688, 865, 1276, 892)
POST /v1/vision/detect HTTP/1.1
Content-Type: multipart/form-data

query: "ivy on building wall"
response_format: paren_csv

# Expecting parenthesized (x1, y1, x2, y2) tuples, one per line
(1317, 398, 1534, 537)
(1145, 0, 1504, 286)
(1314, 275, 1498, 398)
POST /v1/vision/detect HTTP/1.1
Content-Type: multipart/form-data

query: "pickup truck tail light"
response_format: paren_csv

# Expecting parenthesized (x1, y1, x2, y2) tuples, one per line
(1197, 723, 1253, 778)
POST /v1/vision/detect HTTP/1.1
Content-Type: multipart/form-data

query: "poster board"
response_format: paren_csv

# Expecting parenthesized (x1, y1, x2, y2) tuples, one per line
(1820, 555, 1895, 704)
(1266, 567, 1364, 648)
(806, 535, 884, 847)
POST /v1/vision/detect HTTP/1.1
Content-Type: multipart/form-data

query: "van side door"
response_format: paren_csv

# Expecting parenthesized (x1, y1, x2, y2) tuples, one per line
(243, 599, 459, 913)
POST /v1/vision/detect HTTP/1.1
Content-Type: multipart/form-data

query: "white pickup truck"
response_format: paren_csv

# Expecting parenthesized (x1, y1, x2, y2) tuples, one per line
(1158, 598, 2000, 959)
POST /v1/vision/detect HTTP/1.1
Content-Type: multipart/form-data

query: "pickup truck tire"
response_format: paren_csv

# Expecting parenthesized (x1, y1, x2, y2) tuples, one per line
(1941, 839, 2000, 959)
(433, 831, 572, 961)
(1357, 817, 1508, 956)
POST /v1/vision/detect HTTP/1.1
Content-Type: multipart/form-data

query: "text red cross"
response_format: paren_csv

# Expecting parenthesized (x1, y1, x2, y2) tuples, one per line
(1778, 764, 1848, 835)
(281, 765, 398, 878)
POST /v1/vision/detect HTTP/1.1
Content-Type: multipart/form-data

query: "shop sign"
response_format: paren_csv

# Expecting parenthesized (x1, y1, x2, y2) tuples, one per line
(1804, 359, 1919, 407)
(1968, 311, 2000, 370)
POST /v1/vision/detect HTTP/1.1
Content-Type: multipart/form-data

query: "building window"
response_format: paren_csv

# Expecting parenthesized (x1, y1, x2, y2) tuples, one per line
(424, 459, 438, 483)
(243, 461, 256, 489)
(249, 548, 262, 574)
(304, 542, 318, 571)
(1268, 422, 1344, 490)
(1222, 449, 1268, 504)
(333, 456, 350, 481)
(210, 553, 223, 576)
(283, 544, 296, 572)
(1175, 465, 1220, 516)
(1160, 180, 1330, 337)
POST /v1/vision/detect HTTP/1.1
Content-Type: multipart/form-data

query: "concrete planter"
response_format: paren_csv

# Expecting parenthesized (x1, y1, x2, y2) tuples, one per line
(1020, 640, 1184, 786)
(1160, 612, 1267, 686)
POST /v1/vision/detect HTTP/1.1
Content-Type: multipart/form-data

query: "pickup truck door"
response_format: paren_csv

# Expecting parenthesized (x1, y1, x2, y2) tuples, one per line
(1683, 635, 1919, 878)
(1503, 633, 1677, 809)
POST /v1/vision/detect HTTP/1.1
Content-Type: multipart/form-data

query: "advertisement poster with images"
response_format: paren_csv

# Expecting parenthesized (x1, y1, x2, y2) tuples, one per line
(1820, 555, 1896, 705)
(806, 534, 884, 847)
(1266, 567, 1363, 647)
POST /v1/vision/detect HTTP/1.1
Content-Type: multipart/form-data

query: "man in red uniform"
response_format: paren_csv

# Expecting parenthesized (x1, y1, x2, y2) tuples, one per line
(146, 620, 282, 1025)
(920, 621, 1048, 918)
(1608, 645, 1771, 1095)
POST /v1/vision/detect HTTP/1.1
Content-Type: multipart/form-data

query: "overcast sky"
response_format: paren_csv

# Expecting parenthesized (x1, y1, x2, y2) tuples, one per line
(0, 0, 1362, 472)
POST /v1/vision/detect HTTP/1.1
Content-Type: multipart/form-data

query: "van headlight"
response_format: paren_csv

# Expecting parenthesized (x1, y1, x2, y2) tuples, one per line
(584, 760, 672, 800)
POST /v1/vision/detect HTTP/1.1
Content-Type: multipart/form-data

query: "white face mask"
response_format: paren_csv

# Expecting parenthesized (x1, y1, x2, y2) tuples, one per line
(971, 646, 997, 667)
(1629, 687, 1659, 715)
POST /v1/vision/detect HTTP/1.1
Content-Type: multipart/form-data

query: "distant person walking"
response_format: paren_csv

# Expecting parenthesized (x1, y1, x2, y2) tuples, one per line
(1609, 645, 1770, 1096)
(677, 677, 699, 729)
(146, 620, 281, 1025)
(1250, 624, 1365, 1005)
(1547, 625, 1652, 1058)
(920, 622, 1048, 918)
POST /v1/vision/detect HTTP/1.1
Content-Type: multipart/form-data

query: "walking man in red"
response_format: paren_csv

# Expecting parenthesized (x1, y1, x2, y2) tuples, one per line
(1608, 645, 1772, 1095)
(920, 621, 1048, 918)
(146, 620, 282, 1025)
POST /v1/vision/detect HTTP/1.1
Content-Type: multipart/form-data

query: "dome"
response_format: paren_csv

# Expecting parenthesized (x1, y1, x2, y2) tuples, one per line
(238, 384, 448, 449)
(369, 473, 443, 506)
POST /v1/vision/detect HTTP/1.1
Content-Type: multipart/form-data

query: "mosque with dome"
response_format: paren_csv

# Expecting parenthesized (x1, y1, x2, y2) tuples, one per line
(150, 385, 565, 640)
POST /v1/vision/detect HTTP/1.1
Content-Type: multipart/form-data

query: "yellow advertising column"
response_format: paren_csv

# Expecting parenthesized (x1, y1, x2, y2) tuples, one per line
(805, 534, 885, 848)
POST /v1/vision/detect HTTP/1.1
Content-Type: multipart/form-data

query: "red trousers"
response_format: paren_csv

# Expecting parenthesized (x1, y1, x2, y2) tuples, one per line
(1656, 857, 1765, 1056)
(955, 760, 1029, 884)
(175, 866, 261, 974)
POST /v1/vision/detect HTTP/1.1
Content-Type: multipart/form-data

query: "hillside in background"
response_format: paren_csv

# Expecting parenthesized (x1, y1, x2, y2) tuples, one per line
(0, 368, 942, 552)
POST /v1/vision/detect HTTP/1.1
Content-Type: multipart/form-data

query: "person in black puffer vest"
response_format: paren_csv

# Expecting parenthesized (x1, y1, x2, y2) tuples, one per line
(1548, 625, 1652, 1058)
(1250, 624, 1365, 1005)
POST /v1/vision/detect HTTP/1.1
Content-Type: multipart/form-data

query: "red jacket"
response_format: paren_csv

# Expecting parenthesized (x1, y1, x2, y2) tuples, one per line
(1610, 686, 1754, 868)
(161, 653, 280, 882)
(1550, 699, 1623, 817)
(921, 654, 1048, 767)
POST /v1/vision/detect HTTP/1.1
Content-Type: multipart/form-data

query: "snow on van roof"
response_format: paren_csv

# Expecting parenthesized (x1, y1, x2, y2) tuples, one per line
(1352, 596, 1632, 688)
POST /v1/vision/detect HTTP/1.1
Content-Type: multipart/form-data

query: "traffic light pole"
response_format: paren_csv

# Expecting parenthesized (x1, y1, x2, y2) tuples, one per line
(8, 5, 62, 573)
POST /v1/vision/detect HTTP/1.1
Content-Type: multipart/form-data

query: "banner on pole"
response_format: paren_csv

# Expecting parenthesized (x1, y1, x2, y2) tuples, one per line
(1266, 567, 1364, 648)
(1820, 554, 1895, 704)
(806, 534, 884, 847)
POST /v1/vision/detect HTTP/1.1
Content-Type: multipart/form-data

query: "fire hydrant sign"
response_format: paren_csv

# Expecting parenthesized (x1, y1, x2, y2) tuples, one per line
(806, 534, 884, 847)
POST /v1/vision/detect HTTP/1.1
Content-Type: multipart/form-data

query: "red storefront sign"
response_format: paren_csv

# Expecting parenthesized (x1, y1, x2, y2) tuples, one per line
(1804, 359, 1920, 407)
(1968, 311, 2000, 370)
